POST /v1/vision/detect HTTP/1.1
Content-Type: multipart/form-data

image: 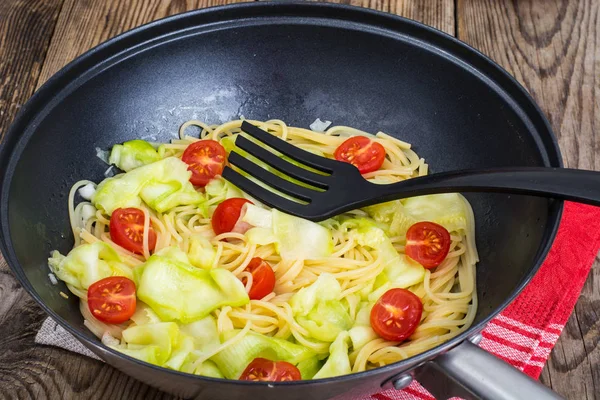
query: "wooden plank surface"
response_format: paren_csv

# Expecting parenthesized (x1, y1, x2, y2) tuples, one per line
(322, 0, 454, 35)
(457, 1, 600, 398)
(0, 0, 65, 394)
(0, 0, 598, 399)
(0, 0, 63, 141)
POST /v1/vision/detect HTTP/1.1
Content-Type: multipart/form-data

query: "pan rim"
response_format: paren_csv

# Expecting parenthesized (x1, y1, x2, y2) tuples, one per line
(0, 0, 563, 388)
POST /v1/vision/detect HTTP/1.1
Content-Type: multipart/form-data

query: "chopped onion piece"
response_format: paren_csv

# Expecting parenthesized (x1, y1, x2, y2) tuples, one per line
(95, 147, 110, 165)
(101, 331, 121, 347)
(310, 118, 332, 132)
(48, 273, 58, 285)
(104, 165, 116, 177)
(232, 219, 252, 235)
(81, 204, 96, 225)
(241, 204, 272, 228)
(78, 183, 96, 200)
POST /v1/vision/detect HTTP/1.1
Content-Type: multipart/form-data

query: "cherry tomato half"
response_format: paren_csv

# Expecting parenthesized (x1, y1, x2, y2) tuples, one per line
(239, 358, 301, 381)
(110, 208, 157, 255)
(370, 288, 423, 342)
(334, 136, 386, 174)
(87, 276, 137, 324)
(405, 221, 451, 269)
(182, 140, 227, 186)
(243, 257, 276, 300)
(211, 198, 253, 235)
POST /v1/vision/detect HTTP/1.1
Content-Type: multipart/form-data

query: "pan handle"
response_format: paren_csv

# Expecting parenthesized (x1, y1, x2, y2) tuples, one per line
(414, 339, 565, 400)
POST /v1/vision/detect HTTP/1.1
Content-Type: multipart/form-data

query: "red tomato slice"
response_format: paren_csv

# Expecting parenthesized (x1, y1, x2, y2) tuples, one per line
(239, 358, 301, 381)
(87, 276, 137, 324)
(109, 208, 157, 255)
(243, 257, 276, 300)
(182, 140, 227, 186)
(334, 136, 386, 174)
(405, 221, 451, 269)
(211, 198, 253, 235)
(370, 288, 423, 342)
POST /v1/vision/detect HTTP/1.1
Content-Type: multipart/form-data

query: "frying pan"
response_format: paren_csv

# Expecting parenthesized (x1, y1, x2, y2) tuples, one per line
(0, 2, 564, 399)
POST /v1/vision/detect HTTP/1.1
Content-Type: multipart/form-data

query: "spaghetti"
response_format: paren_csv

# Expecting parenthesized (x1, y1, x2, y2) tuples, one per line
(58, 118, 478, 376)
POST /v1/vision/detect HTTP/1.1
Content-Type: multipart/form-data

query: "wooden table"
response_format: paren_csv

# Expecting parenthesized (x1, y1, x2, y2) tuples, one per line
(0, 0, 598, 398)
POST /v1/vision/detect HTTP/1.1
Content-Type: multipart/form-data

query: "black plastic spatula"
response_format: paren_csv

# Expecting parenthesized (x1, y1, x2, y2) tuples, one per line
(222, 121, 600, 221)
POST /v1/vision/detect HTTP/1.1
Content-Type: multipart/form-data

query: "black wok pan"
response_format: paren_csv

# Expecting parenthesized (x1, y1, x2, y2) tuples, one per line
(0, 2, 564, 399)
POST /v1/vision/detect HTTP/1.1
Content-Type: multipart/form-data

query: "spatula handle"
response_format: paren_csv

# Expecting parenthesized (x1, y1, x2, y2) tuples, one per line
(369, 167, 600, 207)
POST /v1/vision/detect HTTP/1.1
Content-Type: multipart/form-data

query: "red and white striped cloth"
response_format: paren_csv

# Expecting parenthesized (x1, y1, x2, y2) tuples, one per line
(367, 201, 600, 400)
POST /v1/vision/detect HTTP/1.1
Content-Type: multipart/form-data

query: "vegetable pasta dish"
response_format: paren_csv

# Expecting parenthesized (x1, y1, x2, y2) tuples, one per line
(48, 118, 478, 381)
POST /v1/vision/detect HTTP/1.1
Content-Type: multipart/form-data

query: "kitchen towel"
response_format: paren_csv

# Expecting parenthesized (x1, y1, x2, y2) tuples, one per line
(35, 201, 600, 399)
